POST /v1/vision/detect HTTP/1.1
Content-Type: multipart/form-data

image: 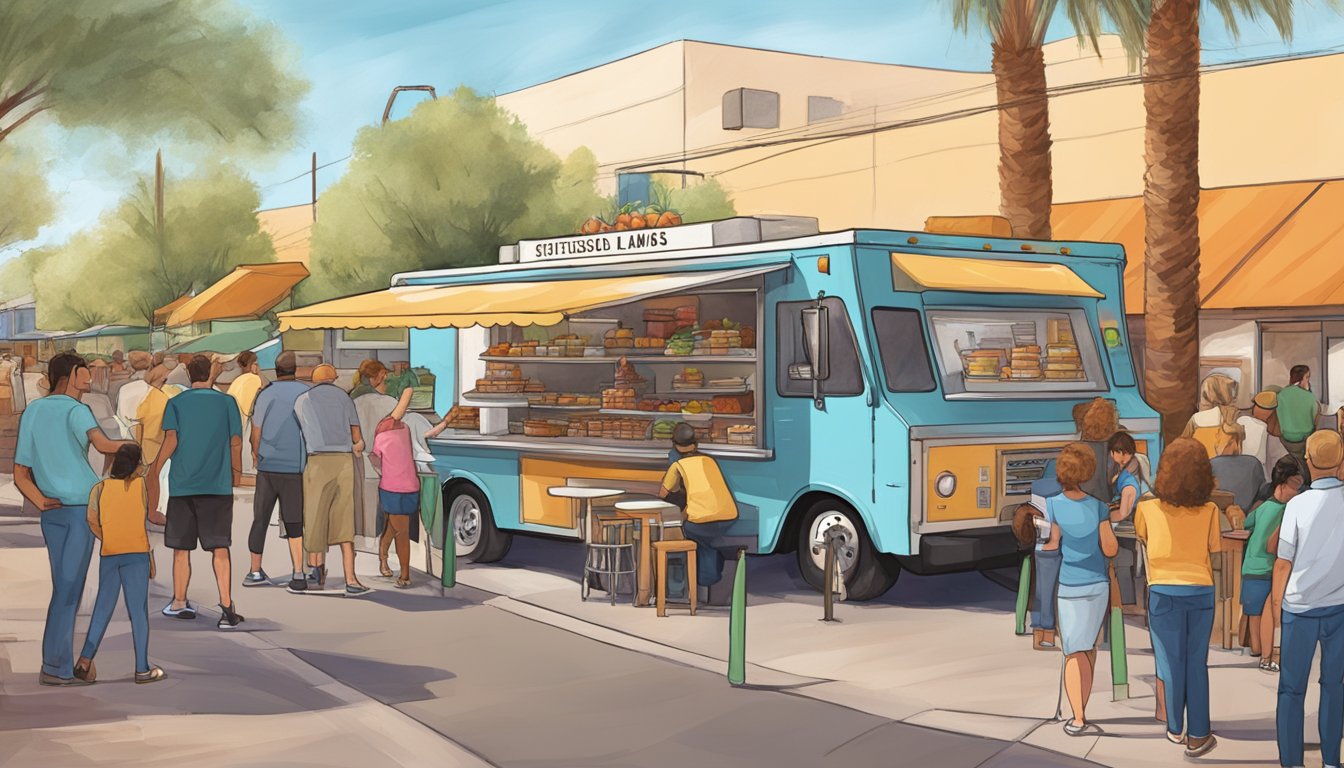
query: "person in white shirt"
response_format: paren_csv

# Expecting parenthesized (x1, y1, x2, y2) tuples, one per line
(1273, 429, 1344, 768)
(114, 351, 154, 440)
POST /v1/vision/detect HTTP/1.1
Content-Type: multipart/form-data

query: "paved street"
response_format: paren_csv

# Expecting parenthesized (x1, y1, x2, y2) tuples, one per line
(0, 488, 1101, 768)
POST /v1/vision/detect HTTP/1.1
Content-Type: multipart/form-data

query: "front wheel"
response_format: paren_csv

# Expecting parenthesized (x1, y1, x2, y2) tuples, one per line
(796, 499, 899, 601)
(446, 484, 512, 563)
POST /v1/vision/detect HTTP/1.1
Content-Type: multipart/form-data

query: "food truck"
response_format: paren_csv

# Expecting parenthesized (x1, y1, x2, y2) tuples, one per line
(278, 216, 1158, 600)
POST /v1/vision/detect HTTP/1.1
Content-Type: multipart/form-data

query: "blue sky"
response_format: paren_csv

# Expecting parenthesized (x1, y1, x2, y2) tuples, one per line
(9, 0, 1344, 262)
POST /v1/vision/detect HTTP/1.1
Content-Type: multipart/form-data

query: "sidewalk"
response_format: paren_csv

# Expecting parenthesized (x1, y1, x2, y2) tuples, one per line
(0, 515, 489, 768)
(455, 536, 1311, 768)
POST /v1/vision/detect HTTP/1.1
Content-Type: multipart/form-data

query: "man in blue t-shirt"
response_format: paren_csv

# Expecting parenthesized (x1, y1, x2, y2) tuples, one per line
(149, 355, 245, 630)
(245, 351, 310, 592)
(14, 353, 130, 685)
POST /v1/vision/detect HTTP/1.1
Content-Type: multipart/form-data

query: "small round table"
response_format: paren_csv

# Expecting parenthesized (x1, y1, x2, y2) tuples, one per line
(548, 487, 625, 599)
(615, 500, 679, 607)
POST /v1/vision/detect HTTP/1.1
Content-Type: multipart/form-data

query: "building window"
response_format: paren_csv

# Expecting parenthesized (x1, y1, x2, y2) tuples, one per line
(808, 96, 844, 124)
(776, 297, 863, 398)
(723, 88, 780, 130)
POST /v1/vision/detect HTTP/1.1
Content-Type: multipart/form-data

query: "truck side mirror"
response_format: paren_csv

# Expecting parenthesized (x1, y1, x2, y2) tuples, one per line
(801, 306, 830, 381)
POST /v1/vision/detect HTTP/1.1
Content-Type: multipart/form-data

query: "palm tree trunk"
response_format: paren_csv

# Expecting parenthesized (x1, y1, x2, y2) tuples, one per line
(992, 33, 1053, 240)
(1143, 0, 1201, 444)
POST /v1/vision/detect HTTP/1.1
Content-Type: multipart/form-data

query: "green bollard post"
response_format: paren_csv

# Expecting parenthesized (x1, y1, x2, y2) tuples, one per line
(728, 549, 747, 686)
(1015, 554, 1032, 636)
(1109, 605, 1128, 700)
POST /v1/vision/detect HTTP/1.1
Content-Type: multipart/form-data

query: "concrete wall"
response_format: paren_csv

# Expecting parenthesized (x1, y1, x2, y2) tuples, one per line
(494, 36, 1344, 229)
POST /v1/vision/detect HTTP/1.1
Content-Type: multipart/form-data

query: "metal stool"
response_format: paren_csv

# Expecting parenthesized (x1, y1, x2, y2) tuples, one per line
(584, 516, 636, 605)
(654, 539, 698, 617)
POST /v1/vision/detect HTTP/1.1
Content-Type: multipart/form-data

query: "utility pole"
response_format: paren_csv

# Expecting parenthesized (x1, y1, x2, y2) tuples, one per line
(311, 151, 317, 222)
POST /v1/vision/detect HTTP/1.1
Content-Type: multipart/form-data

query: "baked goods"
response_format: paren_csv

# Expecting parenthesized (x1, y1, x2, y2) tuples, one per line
(643, 309, 675, 322)
(603, 327, 635, 351)
(1007, 345, 1043, 381)
(602, 388, 638, 410)
(523, 419, 568, 437)
(442, 406, 480, 430)
(475, 363, 542, 393)
(727, 424, 756, 445)
(568, 416, 648, 440)
(633, 337, 666, 350)
(638, 399, 683, 413)
(613, 356, 646, 387)
(712, 393, 754, 414)
(672, 368, 705, 389)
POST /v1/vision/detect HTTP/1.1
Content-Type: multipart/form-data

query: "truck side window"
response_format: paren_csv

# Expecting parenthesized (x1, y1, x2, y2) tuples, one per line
(777, 297, 863, 397)
(872, 308, 937, 392)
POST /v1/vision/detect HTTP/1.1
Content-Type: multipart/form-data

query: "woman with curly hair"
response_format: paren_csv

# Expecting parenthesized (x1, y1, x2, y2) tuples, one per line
(1042, 443, 1117, 735)
(1135, 438, 1223, 758)
(1076, 398, 1120, 503)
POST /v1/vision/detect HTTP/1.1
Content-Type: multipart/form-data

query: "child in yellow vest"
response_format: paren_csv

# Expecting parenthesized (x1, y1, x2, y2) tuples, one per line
(75, 444, 167, 684)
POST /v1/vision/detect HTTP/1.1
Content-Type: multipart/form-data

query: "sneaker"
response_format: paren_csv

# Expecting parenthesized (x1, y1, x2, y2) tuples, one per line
(242, 570, 270, 587)
(161, 601, 196, 620)
(1184, 734, 1217, 758)
(38, 671, 92, 687)
(308, 565, 327, 590)
(287, 575, 308, 593)
(217, 603, 245, 630)
(344, 583, 373, 598)
(135, 666, 167, 684)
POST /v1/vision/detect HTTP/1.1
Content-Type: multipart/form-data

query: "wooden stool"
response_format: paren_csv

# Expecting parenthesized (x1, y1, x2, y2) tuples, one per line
(654, 539, 697, 617)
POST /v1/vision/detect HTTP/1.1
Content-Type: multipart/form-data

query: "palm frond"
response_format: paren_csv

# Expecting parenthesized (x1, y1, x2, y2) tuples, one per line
(1204, 0, 1295, 41)
(950, 0, 1004, 36)
(1061, 0, 1149, 68)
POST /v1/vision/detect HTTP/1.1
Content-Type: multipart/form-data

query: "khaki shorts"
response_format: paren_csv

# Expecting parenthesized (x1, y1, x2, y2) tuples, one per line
(303, 453, 356, 552)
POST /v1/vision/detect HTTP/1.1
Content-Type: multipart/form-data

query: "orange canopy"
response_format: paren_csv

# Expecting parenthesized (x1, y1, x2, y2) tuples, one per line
(1051, 180, 1328, 314)
(165, 263, 309, 327)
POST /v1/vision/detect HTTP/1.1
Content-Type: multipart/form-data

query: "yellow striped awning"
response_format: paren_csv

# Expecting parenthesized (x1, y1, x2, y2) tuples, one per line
(277, 266, 780, 332)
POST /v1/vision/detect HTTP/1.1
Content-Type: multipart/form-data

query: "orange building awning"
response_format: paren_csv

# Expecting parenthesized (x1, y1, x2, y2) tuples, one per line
(152, 294, 192, 325)
(165, 263, 309, 327)
(1051, 180, 1326, 314)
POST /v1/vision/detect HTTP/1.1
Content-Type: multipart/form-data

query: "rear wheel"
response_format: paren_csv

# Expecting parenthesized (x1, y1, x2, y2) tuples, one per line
(795, 499, 899, 601)
(447, 484, 511, 563)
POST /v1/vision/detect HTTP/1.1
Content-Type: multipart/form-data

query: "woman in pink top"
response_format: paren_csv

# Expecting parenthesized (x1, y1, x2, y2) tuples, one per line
(370, 389, 418, 588)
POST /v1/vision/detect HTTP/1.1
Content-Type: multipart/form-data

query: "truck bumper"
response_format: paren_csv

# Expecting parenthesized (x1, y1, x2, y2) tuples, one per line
(898, 526, 1020, 575)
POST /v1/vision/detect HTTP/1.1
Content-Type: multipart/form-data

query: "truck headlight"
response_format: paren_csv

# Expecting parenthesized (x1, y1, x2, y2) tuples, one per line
(935, 471, 957, 498)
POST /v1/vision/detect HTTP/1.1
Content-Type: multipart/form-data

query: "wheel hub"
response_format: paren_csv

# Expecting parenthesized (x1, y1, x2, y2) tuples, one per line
(808, 511, 859, 574)
(451, 496, 481, 551)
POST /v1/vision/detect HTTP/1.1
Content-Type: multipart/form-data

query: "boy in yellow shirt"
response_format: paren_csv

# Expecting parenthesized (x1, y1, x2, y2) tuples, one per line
(659, 423, 737, 587)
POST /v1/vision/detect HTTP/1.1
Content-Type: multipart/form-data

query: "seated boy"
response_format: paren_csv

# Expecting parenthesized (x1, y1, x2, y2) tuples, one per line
(659, 423, 737, 587)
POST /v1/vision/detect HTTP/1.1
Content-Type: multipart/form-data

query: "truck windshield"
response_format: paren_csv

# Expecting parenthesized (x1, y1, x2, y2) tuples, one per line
(926, 308, 1107, 396)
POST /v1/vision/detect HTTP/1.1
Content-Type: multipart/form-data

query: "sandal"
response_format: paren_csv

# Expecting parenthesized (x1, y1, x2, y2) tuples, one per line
(395, 577, 411, 589)
(74, 657, 96, 683)
(1260, 659, 1280, 673)
(1063, 720, 1088, 736)
(379, 560, 394, 578)
(135, 665, 167, 684)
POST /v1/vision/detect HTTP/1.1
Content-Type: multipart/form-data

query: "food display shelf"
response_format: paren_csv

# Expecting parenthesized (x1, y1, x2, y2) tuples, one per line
(478, 355, 756, 364)
(429, 433, 772, 461)
(597, 409, 753, 420)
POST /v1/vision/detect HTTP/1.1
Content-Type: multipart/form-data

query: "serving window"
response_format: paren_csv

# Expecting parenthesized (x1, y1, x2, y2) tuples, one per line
(439, 276, 764, 451)
(927, 308, 1107, 396)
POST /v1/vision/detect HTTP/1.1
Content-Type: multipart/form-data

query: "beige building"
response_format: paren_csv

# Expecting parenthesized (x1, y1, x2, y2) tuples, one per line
(497, 37, 1344, 230)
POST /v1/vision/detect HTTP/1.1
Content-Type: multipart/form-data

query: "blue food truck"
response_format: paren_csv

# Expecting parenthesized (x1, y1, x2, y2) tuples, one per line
(279, 216, 1158, 600)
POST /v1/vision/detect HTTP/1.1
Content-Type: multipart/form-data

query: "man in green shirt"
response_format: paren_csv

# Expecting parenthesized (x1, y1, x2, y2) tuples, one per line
(1241, 456, 1304, 668)
(1276, 365, 1320, 479)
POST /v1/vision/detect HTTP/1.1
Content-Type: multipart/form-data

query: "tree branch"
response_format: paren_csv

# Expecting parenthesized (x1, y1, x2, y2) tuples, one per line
(0, 104, 50, 142)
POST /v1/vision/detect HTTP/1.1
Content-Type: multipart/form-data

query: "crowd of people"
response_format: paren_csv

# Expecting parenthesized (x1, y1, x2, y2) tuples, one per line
(13, 349, 451, 686)
(1015, 366, 1344, 767)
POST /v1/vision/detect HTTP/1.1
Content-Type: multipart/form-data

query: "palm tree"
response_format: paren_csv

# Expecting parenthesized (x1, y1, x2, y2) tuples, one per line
(952, 0, 1146, 240)
(1142, 0, 1293, 442)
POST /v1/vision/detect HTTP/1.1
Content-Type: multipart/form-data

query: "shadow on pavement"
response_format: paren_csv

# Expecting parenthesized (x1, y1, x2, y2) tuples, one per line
(288, 648, 454, 705)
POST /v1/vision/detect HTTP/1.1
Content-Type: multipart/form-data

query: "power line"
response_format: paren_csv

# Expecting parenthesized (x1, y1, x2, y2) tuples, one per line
(262, 155, 351, 190)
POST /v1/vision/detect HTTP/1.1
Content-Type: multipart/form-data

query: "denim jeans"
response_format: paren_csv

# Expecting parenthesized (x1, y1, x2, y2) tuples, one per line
(1277, 603, 1344, 768)
(681, 520, 735, 587)
(1031, 549, 1062, 630)
(81, 553, 152, 674)
(39, 505, 94, 679)
(1148, 586, 1216, 739)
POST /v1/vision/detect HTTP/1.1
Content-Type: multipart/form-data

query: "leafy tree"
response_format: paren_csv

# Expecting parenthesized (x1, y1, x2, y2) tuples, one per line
(0, 0, 308, 151)
(0, 139, 54, 255)
(33, 162, 274, 329)
(952, 0, 1146, 239)
(0, 248, 49, 304)
(305, 87, 604, 300)
(653, 177, 736, 224)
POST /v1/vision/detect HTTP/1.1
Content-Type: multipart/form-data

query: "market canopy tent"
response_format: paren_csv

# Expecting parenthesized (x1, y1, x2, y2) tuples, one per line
(63, 324, 151, 339)
(162, 263, 310, 328)
(890, 252, 1102, 298)
(153, 294, 191, 326)
(277, 266, 782, 332)
(1051, 179, 1331, 313)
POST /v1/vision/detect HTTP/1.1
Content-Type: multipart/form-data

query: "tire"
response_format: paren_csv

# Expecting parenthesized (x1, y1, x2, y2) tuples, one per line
(795, 498, 899, 601)
(445, 483, 512, 563)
